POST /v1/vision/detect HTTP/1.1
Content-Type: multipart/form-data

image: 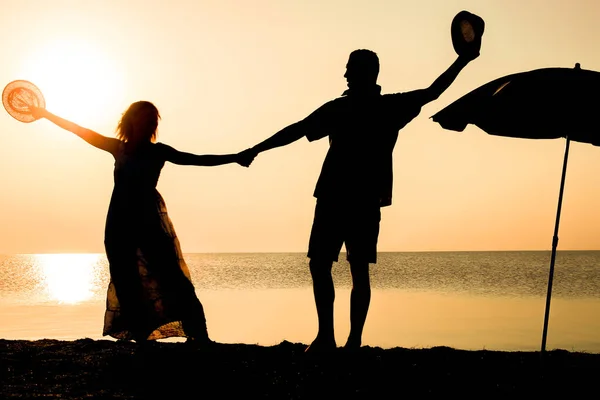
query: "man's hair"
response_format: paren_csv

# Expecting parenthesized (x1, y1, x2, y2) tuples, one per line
(349, 49, 380, 80)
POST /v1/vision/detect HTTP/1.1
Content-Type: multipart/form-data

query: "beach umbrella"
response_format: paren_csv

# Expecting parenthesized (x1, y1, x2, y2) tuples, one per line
(431, 63, 600, 352)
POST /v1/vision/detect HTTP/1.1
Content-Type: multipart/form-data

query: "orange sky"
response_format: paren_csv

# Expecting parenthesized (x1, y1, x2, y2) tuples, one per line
(1, 0, 600, 254)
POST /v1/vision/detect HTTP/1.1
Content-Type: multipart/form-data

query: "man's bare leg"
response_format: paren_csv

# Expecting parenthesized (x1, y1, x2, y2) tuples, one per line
(305, 258, 337, 352)
(345, 260, 371, 349)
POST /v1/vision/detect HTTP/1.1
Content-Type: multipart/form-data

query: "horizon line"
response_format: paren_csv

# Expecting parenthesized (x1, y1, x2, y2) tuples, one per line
(4, 249, 600, 256)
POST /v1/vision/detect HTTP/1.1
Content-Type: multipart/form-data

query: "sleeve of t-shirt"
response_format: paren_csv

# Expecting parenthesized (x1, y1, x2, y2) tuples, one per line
(303, 100, 335, 142)
(385, 92, 423, 129)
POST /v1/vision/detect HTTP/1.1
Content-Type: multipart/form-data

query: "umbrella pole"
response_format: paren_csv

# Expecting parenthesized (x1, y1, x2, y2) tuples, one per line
(541, 136, 571, 353)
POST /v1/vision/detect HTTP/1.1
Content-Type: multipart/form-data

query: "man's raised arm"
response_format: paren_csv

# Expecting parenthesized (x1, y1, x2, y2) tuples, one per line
(406, 53, 478, 107)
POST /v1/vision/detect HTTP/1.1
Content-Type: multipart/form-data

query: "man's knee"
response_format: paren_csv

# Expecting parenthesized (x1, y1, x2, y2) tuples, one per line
(309, 258, 333, 277)
(349, 261, 371, 288)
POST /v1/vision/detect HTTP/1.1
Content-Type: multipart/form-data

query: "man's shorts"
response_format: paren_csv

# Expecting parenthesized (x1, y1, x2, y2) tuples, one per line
(307, 198, 381, 264)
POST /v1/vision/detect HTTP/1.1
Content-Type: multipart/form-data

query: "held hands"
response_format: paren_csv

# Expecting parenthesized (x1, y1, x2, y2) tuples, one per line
(235, 148, 258, 167)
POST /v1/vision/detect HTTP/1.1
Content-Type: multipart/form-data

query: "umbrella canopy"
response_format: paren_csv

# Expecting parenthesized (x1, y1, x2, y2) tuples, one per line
(432, 65, 600, 145)
(431, 64, 600, 353)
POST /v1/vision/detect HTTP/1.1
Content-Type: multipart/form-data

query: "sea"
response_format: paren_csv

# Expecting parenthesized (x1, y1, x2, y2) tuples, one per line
(1, 251, 599, 352)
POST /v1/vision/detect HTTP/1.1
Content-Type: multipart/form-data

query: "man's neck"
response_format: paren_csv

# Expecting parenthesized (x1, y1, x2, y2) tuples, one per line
(342, 84, 381, 97)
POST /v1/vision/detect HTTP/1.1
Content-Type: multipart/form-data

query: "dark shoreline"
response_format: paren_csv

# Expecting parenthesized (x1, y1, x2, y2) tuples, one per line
(2, 339, 599, 399)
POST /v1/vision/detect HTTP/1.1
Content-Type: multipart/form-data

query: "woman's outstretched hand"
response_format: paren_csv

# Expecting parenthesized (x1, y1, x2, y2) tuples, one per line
(27, 105, 47, 120)
(235, 148, 257, 167)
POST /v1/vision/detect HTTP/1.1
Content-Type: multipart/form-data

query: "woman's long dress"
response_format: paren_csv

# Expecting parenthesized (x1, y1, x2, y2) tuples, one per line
(102, 142, 208, 341)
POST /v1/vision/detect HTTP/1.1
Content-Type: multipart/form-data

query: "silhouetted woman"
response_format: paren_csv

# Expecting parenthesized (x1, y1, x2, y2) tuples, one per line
(29, 101, 252, 345)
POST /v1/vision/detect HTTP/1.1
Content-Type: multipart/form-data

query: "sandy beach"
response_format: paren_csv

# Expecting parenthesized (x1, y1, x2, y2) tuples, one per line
(1, 338, 599, 399)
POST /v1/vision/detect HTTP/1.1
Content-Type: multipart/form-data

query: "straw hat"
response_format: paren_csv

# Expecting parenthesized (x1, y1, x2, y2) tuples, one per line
(2, 80, 45, 123)
(451, 11, 485, 58)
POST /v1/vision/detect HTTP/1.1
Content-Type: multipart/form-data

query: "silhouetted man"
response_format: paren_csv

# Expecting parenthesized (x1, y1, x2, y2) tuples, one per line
(241, 48, 479, 352)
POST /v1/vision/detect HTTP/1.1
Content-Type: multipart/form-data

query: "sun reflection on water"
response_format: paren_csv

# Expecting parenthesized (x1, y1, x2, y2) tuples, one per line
(34, 254, 102, 304)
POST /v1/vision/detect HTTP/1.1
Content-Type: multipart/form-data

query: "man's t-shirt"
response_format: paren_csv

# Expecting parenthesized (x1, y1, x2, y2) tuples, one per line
(303, 87, 422, 207)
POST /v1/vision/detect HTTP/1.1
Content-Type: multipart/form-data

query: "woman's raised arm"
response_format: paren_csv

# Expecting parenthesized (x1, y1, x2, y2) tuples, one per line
(29, 106, 121, 156)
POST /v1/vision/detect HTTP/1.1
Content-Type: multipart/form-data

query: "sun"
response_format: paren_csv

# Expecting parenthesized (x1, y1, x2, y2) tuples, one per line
(34, 253, 102, 304)
(19, 37, 125, 125)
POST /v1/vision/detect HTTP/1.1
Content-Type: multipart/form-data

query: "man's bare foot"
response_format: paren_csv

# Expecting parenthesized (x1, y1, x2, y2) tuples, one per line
(343, 336, 361, 350)
(305, 336, 337, 354)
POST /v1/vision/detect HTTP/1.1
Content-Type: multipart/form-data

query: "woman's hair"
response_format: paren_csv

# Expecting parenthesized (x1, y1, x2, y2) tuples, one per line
(116, 101, 161, 143)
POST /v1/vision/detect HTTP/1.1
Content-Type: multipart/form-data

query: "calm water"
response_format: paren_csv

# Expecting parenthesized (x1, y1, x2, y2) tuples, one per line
(1, 251, 599, 352)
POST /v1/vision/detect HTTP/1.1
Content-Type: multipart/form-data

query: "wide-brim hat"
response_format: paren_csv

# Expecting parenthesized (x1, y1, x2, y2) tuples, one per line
(2, 80, 46, 123)
(451, 11, 485, 58)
